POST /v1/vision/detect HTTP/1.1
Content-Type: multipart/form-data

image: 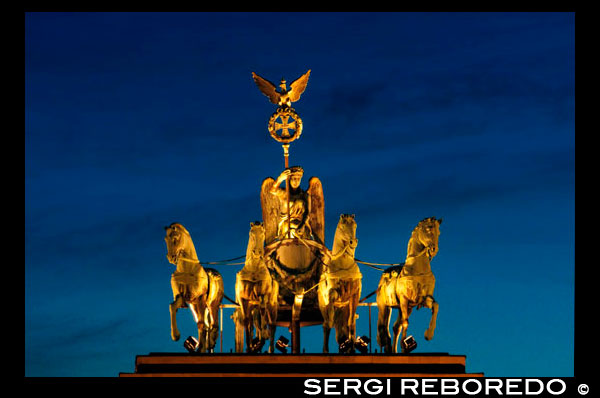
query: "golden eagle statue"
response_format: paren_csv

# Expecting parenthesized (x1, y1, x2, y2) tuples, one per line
(252, 70, 311, 108)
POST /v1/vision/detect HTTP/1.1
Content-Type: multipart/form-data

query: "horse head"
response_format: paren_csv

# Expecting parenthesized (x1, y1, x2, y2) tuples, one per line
(164, 223, 189, 265)
(336, 214, 357, 242)
(164, 222, 200, 265)
(329, 214, 358, 268)
(414, 217, 442, 259)
(247, 221, 266, 259)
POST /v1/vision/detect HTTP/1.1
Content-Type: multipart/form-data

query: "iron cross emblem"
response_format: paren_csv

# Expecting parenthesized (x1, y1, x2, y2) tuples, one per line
(268, 107, 303, 143)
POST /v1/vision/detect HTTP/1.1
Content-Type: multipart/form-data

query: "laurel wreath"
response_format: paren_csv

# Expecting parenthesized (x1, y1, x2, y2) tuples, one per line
(268, 107, 303, 144)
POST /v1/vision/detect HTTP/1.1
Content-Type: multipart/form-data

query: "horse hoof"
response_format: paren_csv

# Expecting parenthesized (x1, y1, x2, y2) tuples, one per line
(172, 332, 180, 342)
(424, 330, 434, 341)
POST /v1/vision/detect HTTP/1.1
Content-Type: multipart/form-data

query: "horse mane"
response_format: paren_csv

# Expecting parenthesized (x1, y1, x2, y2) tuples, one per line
(406, 227, 419, 256)
(332, 223, 346, 252)
(245, 233, 255, 260)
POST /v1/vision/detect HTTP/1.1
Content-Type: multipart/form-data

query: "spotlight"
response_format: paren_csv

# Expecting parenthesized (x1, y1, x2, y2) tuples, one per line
(250, 337, 265, 353)
(183, 336, 199, 353)
(338, 338, 353, 353)
(355, 335, 370, 354)
(402, 335, 417, 353)
(275, 335, 289, 353)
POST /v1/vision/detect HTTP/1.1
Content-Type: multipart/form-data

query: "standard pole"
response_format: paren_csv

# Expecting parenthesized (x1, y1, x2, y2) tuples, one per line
(220, 306, 223, 353)
(368, 304, 372, 353)
(283, 144, 291, 239)
(291, 322, 301, 354)
(291, 291, 304, 354)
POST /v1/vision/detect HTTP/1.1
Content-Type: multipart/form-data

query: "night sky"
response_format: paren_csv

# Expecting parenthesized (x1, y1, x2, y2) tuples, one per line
(25, 12, 574, 377)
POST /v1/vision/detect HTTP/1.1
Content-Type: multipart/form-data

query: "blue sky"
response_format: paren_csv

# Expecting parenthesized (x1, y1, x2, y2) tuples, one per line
(25, 12, 574, 377)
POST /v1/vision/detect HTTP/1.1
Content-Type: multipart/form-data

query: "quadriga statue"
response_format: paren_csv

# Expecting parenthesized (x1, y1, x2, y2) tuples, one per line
(376, 217, 442, 353)
(164, 223, 224, 353)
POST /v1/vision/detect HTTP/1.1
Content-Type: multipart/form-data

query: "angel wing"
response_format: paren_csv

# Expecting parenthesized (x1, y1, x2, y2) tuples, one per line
(252, 72, 280, 105)
(260, 177, 279, 245)
(307, 176, 325, 246)
(287, 69, 311, 103)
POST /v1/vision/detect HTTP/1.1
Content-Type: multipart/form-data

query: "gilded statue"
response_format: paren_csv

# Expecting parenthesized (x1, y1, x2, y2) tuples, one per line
(164, 223, 224, 352)
(318, 214, 362, 353)
(376, 217, 442, 353)
(234, 222, 279, 353)
(260, 166, 325, 245)
(252, 70, 311, 108)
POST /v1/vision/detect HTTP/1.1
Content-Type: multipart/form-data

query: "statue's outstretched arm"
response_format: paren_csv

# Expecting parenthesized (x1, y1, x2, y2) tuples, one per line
(270, 169, 290, 194)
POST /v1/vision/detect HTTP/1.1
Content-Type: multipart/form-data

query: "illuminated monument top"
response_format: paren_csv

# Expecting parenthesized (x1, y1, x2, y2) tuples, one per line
(121, 69, 477, 379)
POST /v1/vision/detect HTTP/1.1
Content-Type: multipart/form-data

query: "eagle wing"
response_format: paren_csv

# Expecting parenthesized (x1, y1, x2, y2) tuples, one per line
(252, 72, 280, 105)
(260, 177, 279, 245)
(307, 176, 325, 246)
(288, 69, 311, 103)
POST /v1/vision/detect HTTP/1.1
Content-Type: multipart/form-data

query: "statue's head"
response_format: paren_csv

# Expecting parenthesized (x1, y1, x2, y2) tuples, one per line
(248, 221, 265, 256)
(416, 217, 442, 254)
(338, 214, 357, 237)
(289, 166, 304, 189)
(164, 223, 188, 265)
(249, 221, 265, 240)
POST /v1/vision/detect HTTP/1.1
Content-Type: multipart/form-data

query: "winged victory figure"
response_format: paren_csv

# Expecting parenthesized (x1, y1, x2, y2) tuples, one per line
(260, 166, 324, 246)
(252, 70, 311, 108)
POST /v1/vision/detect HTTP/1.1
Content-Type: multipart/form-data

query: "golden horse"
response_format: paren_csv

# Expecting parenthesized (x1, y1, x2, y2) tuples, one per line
(376, 217, 442, 353)
(164, 223, 224, 352)
(318, 214, 362, 353)
(235, 222, 279, 353)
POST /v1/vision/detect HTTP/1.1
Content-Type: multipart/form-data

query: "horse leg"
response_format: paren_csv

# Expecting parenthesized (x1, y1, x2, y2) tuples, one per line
(268, 318, 277, 354)
(241, 300, 253, 353)
(394, 297, 410, 353)
(169, 294, 185, 341)
(348, 283, 360, 348)
(252, 307, 262, 349)
(265, 299, 277, 353)
(206, 300, 221, 353)
(318, 281, 333, 354)
(268, 282, 279, 354)
(192, 300, 207, 352)
(323, 322, 331, 353)
(376, 305, 392, 353)
(391, 309, 402, 354)
(322, 303, 333, 353)
(258, 295, 269, 348)
(336, 306, 352, 353)
(424, 296, 439, 341)
(233, 309, 244, 353)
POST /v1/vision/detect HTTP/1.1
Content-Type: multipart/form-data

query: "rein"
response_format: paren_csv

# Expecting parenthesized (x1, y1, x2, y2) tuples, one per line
(191, 253, 405, 271)
(198, 255, 247, 266)
(355, 259, 403, 271)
